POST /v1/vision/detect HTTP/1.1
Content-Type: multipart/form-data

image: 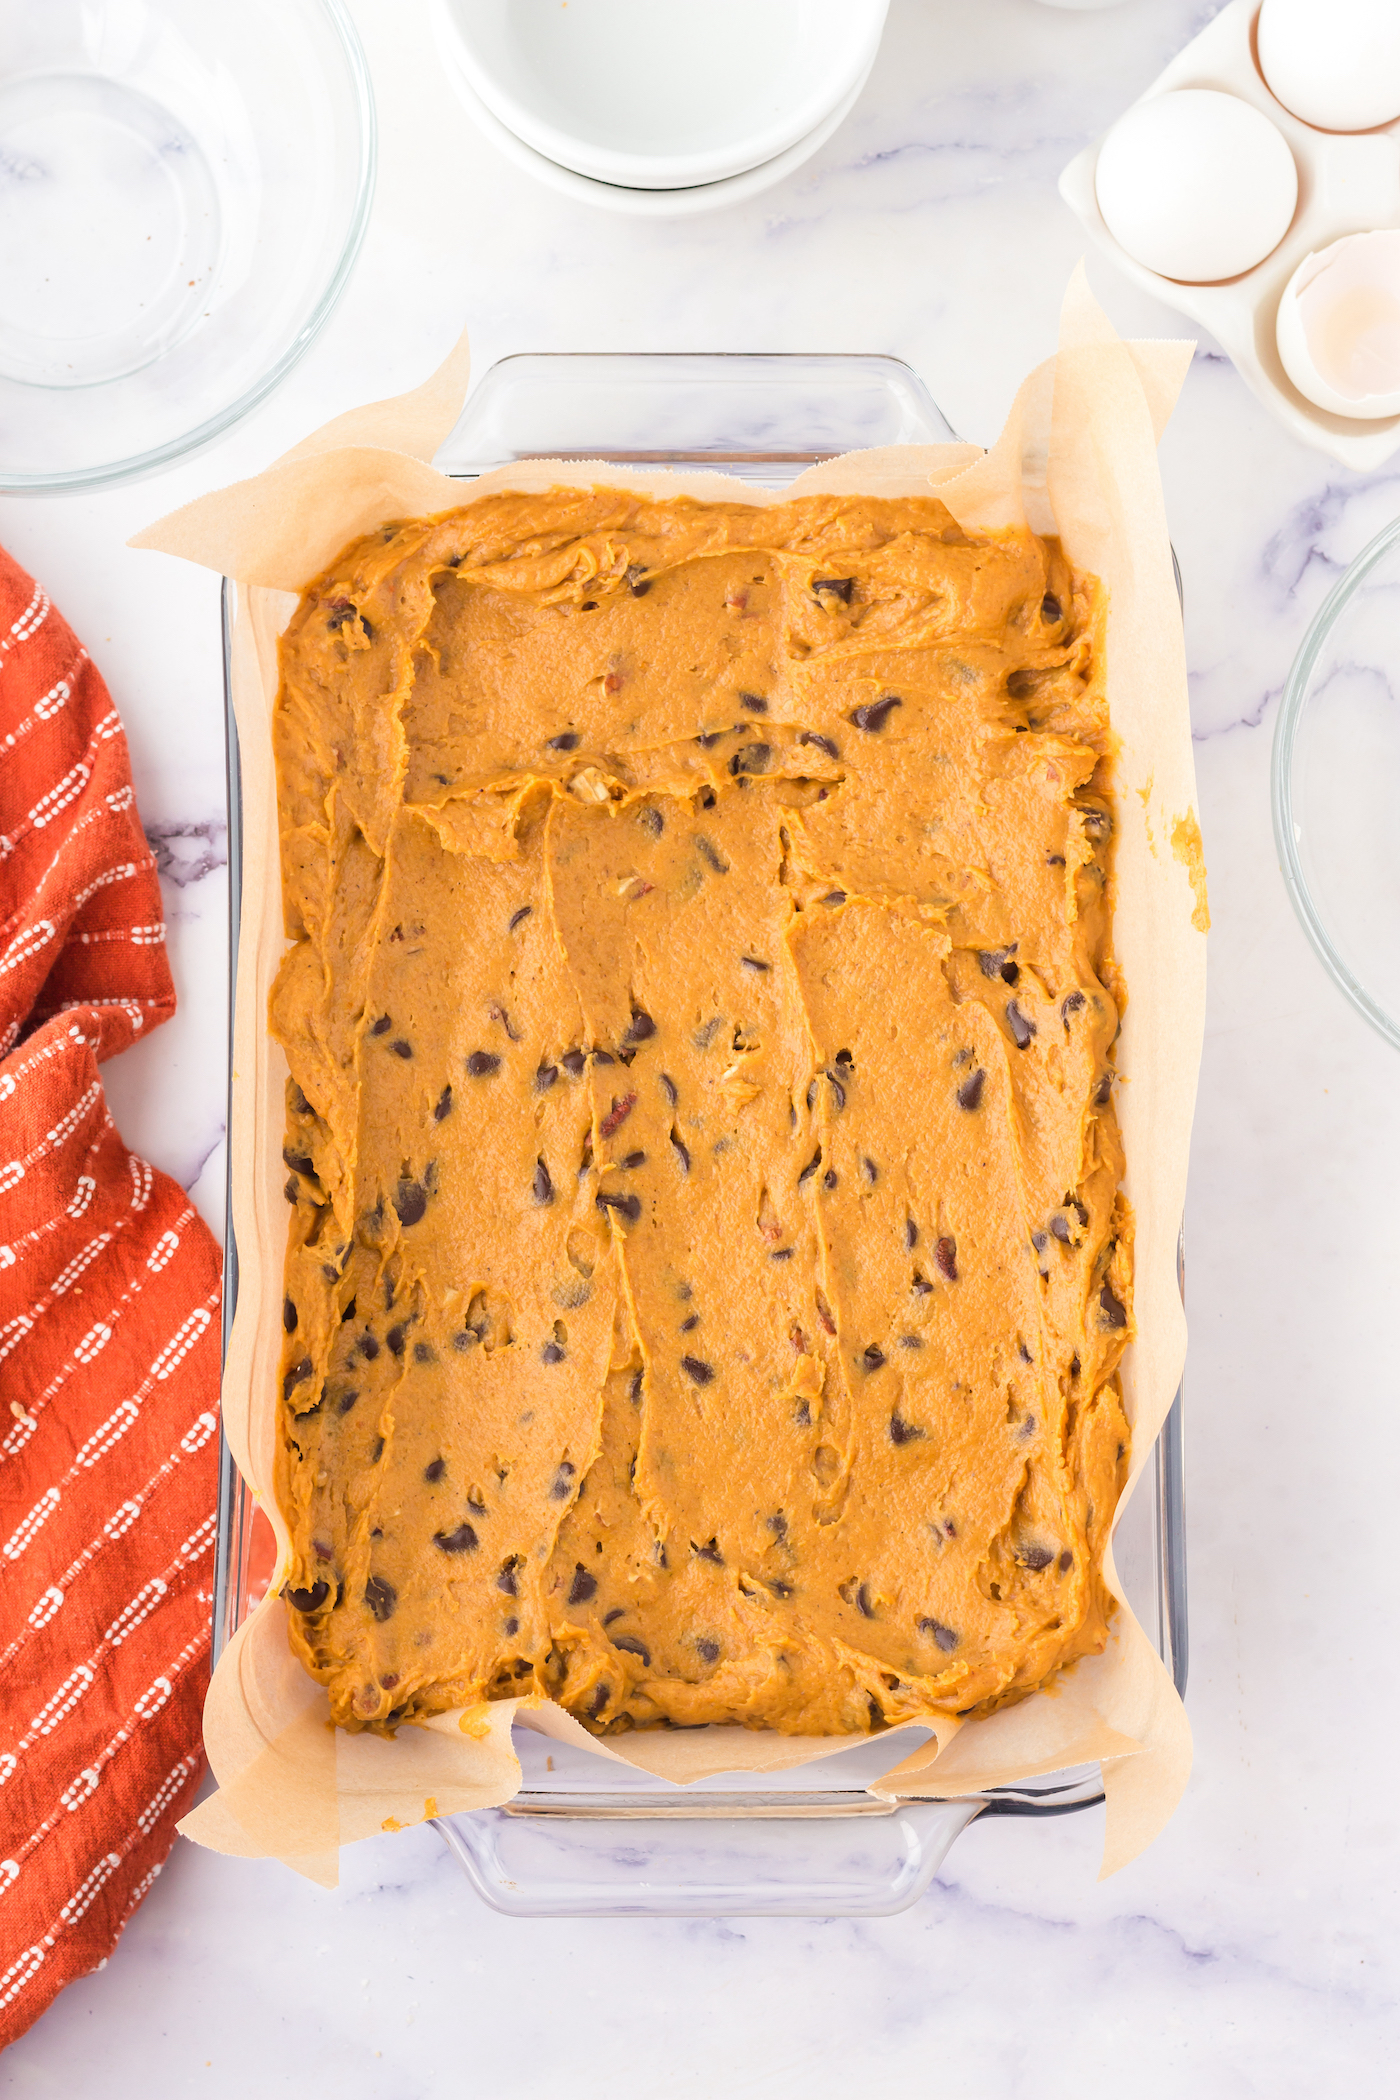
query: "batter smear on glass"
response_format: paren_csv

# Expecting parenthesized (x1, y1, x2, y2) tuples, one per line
(271, 489, 1133, 1737)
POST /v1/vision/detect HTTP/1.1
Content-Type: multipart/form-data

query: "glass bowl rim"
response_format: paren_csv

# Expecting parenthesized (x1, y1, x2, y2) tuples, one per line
(0, 0, 377, 497)
(1271, 507, 1400, 1055)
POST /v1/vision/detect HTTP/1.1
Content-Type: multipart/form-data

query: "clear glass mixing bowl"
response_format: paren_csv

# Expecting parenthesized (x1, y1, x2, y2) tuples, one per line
(1273, 513, 1400, 1051)
(0, 0, 375, 493)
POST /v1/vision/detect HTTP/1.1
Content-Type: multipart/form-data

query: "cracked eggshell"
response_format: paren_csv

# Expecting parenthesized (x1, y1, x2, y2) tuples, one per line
(1094, 89, 1298, 284)
(1277, 231, 1400, 420)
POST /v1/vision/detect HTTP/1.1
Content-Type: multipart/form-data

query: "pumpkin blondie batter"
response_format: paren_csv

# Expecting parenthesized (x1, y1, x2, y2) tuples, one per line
(271, 488, 1132, 1738)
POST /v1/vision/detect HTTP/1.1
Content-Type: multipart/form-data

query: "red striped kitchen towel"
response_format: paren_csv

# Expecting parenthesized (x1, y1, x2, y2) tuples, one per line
(0, 545, 221, 2048)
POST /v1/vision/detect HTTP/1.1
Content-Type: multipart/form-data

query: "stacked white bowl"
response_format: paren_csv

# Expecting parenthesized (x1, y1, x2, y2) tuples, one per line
(430, 0, 889, 215)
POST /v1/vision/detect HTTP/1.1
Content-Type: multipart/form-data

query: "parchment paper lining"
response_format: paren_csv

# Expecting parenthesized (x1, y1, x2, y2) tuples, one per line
(134, 269, 1203, 1885)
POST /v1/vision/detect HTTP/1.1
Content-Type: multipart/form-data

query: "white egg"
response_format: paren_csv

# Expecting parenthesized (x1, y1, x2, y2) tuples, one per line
(1094, 90, 1298, 284)
(1259, 0, 1400, 134)
(1277, 231, 1400, 419)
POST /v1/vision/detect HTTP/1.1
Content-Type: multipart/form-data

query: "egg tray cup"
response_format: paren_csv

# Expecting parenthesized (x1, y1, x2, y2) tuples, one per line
(1060, 0, 1400, 470)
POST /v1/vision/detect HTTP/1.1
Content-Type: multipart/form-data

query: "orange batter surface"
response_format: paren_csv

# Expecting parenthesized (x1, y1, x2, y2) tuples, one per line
(271, 488, 1132, 1737)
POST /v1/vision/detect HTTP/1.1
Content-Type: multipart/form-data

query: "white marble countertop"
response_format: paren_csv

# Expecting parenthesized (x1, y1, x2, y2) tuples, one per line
(5, 0, 1399, 2088)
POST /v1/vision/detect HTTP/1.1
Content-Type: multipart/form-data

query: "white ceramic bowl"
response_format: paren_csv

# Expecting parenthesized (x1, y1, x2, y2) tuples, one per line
(432, 0, 887, 191)
(436, 32, 877, 219)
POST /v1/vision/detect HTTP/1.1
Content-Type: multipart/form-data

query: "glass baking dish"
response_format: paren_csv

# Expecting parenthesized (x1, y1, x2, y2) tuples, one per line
(214, 351, 1188, 1916)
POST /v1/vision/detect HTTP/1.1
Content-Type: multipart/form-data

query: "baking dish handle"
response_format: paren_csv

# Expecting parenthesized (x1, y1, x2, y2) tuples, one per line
(433, 1797, 982, 1919)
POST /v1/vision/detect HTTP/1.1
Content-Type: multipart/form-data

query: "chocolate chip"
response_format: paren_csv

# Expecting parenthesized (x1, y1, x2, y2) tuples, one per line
(395, 1179, 427, 1227)
(826, 1070, 846, 1110)
(414, 1342, 437, 1365)
(425, 1458, 446, 1483)
(935, 1236, 958, 1282)
(1001, 960, 1020, 985)
(336, 1389, 358, 1416)
(905, 1218, 918, 1251)
(977, 947, 1015, 980)
(862, 1345, 886, 1371)
(547, 732, 580, 752)
(622, 1150, 646, 1170)
(624, 1009, 656, 1044)
(282, 1149, 315, 1177)
(659, 1072, 678, 1107)
(389, 1039, 413, 1059)
(588, 1685, 610, 1719)
(358, 1331, 380, 1361)
(798, 731, 840, 759)
(534, 1063, 559, 1094)
(696, 1638, 720, 1664)
(697, 728, 724, 749)
(741, 955, 771, 973)
(1031, 1231, 1048, 1254)
(508, 906, 533, 933)
(626, 563, 651, 596)
(850, 694, 901, 732)
(1020, 1545, 1054, 1571)
(370, 1015, 392, 1036)
(286, 1580, 329, 1616)
(798, 1148, 822, 1187)
(639, 806, 664, 838)
(861, 1157, 878, 1184)
(364, 1576, 397, 1621)
(561, 1049, 587, 1078)
(695, 835, 728, 874)
(282, 1357, 312, 1400)
(670, 1130, 691, 1174)
(889, 1411, 920, 1444)
(920, 1618, 959, 1653)
(681, 1355, 714, 1386)
(1059, 1550, 1074, 1573)
(533, 1158, 553, 1206)
(434, 1524, 479, 1555)
(629, 1368, 644, 1404)
(550, 1462, 577, 1501)
(730, 742, 771, 777)
(283, 1298, 298, 1333)
(1099, 1283, 1127, 1330)
(594, 1050, 615, 1067)
(898, 1334, 923, 1350)
(1006, 1001, 1035, 1049)
(693, 1536, 723, 1563)
(452, 1329, 478, 1352)
(498, 1556, 522, 1595)
(611, 1635, 651, 1664)
(821, 890, 846, 907)
(596, 1190, 641, 1223)
(1070, 1354, 1081, 1378)
(370, 1439, 384, 1465)
(429, 1084, 453, 1125)
(770, 1247, 794, 1261)
(680, 1313, 700, 1332)
(1050, 1215, 1071, 1243)
(739, 692, 769, 713)
(467, 1050, 500, 1078)
(1094, 1073, 1113, 1106)
(386, 1323, 407, 1358)
(1041, 593, 1063, 622)
(823, 1168, 838, 1191)
(568, 1564, 597, 1605)
(812, 576, 854, 604)
(541, 1340, 566, 1364)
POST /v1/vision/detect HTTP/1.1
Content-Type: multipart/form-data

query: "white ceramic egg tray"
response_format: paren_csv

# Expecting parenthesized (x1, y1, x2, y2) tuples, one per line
(1060, 0, 1400, 469)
